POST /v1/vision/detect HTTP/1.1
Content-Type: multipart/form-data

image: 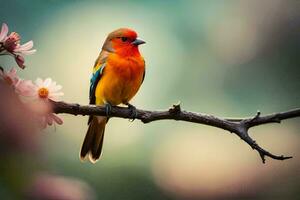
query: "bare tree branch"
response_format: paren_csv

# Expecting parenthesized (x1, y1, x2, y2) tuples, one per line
(51, 101, 300, 163)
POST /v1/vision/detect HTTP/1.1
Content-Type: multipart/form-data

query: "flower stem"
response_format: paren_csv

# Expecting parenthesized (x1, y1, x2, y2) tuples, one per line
(0, 53, 12, 56)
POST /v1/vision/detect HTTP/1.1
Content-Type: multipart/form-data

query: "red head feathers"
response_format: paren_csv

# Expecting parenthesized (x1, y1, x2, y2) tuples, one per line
(102, 28, 145, 57)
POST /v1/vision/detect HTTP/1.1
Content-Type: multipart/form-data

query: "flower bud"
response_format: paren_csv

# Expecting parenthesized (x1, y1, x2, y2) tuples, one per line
(15, 55, 25, 69)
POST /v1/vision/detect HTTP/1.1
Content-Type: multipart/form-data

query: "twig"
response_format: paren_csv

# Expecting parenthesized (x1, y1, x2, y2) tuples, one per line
(51, 101, 300, 163)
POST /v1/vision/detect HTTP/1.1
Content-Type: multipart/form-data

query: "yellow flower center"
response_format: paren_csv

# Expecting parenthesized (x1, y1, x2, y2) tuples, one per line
(38, 87, 49, 98)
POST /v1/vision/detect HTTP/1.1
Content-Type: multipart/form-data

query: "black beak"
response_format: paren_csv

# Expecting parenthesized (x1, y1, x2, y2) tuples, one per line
(131, 38, 145, 46)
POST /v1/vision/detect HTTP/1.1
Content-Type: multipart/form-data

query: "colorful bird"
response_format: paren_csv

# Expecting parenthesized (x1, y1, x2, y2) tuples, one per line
(80, 28, 146, 163)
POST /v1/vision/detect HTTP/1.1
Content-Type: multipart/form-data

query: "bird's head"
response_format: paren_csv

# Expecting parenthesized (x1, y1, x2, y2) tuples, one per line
(102, 28, 145, 57)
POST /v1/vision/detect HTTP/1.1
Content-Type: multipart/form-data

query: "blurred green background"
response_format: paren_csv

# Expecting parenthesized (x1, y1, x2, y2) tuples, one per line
(1, 0, 300, 199)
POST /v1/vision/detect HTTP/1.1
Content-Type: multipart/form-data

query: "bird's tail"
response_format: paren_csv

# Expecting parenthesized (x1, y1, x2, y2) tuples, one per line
(80, 116, 107, 163)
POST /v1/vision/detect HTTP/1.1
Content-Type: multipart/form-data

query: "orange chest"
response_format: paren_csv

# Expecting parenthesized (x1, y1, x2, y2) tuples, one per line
(105, 55, 145, 83)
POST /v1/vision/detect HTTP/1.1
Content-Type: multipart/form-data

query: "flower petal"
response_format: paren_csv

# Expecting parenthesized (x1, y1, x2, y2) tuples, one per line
(16, 41, 33, 51)
(15, 55, 25, 69)
(51, 113, 63, 125)
(40, 117, 47, 129)
(7, 67, 17, 77)
(48, 81, 57, 91)
(51, 92, 64, 96)
(49, 84, 62, 93)
(49, 92, 64, 100)
(0, 23, 8, 42)
(53, 84, 62, 92)
(19, 49, 37, 55)
(7, 68, 19, 85)
(15, 79, 36, 97)
(46, 115, 53, 126)
(44, 78, 52, 88)
(35, 78, 43, 87)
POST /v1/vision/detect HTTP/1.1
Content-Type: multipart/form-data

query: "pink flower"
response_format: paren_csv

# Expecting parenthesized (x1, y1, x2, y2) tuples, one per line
(17, 77, 64, 128)
(32, 78, 64, 128)
(0, 23, 36, 55)
(33, 78, 64, 101)
(0, 23, 36, 69)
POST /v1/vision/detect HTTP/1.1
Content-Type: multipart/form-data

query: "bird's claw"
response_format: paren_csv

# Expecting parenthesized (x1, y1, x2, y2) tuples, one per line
(126, 103, 137, 122)
(105, 103, 112, 117)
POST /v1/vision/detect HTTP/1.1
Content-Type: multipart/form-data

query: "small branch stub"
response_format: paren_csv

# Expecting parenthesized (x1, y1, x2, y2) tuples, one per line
(251, 110, 261, 122)
(169, 101, 181, 115)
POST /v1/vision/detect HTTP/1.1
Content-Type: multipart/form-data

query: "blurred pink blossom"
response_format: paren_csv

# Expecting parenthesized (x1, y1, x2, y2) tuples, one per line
(15, 79, 36, 97)
(26, 173, 95, 200)
(0, 72, 64, 128)
(0, 67, 37, 96)
(0, 82, 39, 152)
(0, 67, 19, 86)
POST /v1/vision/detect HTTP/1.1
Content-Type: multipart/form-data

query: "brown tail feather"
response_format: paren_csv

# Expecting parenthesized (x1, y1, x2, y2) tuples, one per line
(80, 116, 107, 163)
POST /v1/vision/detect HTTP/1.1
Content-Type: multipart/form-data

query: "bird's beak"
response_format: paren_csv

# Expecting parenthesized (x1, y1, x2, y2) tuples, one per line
(131, 38, 146, 46)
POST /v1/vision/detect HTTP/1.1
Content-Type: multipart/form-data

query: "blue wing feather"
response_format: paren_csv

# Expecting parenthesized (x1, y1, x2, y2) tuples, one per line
(89, 63, 106, 104)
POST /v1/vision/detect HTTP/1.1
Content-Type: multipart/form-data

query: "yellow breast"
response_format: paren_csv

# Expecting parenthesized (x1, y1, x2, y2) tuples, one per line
(95, 54, 145, 105)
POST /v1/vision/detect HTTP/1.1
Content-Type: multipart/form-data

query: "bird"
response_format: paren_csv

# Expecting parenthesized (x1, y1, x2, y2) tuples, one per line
(80, 28, 146, 163)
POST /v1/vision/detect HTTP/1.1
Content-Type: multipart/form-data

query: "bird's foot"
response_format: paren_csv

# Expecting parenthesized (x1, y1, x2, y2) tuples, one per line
(104, 103, 112, 117)
(126, 103, 137, 122)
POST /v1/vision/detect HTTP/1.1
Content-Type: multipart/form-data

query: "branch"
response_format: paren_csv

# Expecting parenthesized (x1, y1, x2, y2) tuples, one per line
(51, 101, 300, 163)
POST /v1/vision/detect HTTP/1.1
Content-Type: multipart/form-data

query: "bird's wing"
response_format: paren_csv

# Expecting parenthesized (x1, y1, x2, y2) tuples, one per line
(89, 50, 109, 105)
(88, 51, 109, 125)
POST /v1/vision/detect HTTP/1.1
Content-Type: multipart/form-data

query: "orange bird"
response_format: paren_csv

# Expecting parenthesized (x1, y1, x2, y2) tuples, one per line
(80, 28, 145, 163)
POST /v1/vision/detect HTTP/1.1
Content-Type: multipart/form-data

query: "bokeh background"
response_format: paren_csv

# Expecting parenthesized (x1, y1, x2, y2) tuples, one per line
(1, 0, 300, 199)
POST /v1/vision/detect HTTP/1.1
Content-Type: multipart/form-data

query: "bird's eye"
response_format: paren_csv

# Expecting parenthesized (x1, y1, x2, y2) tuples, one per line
(121, 37, 128, 42)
